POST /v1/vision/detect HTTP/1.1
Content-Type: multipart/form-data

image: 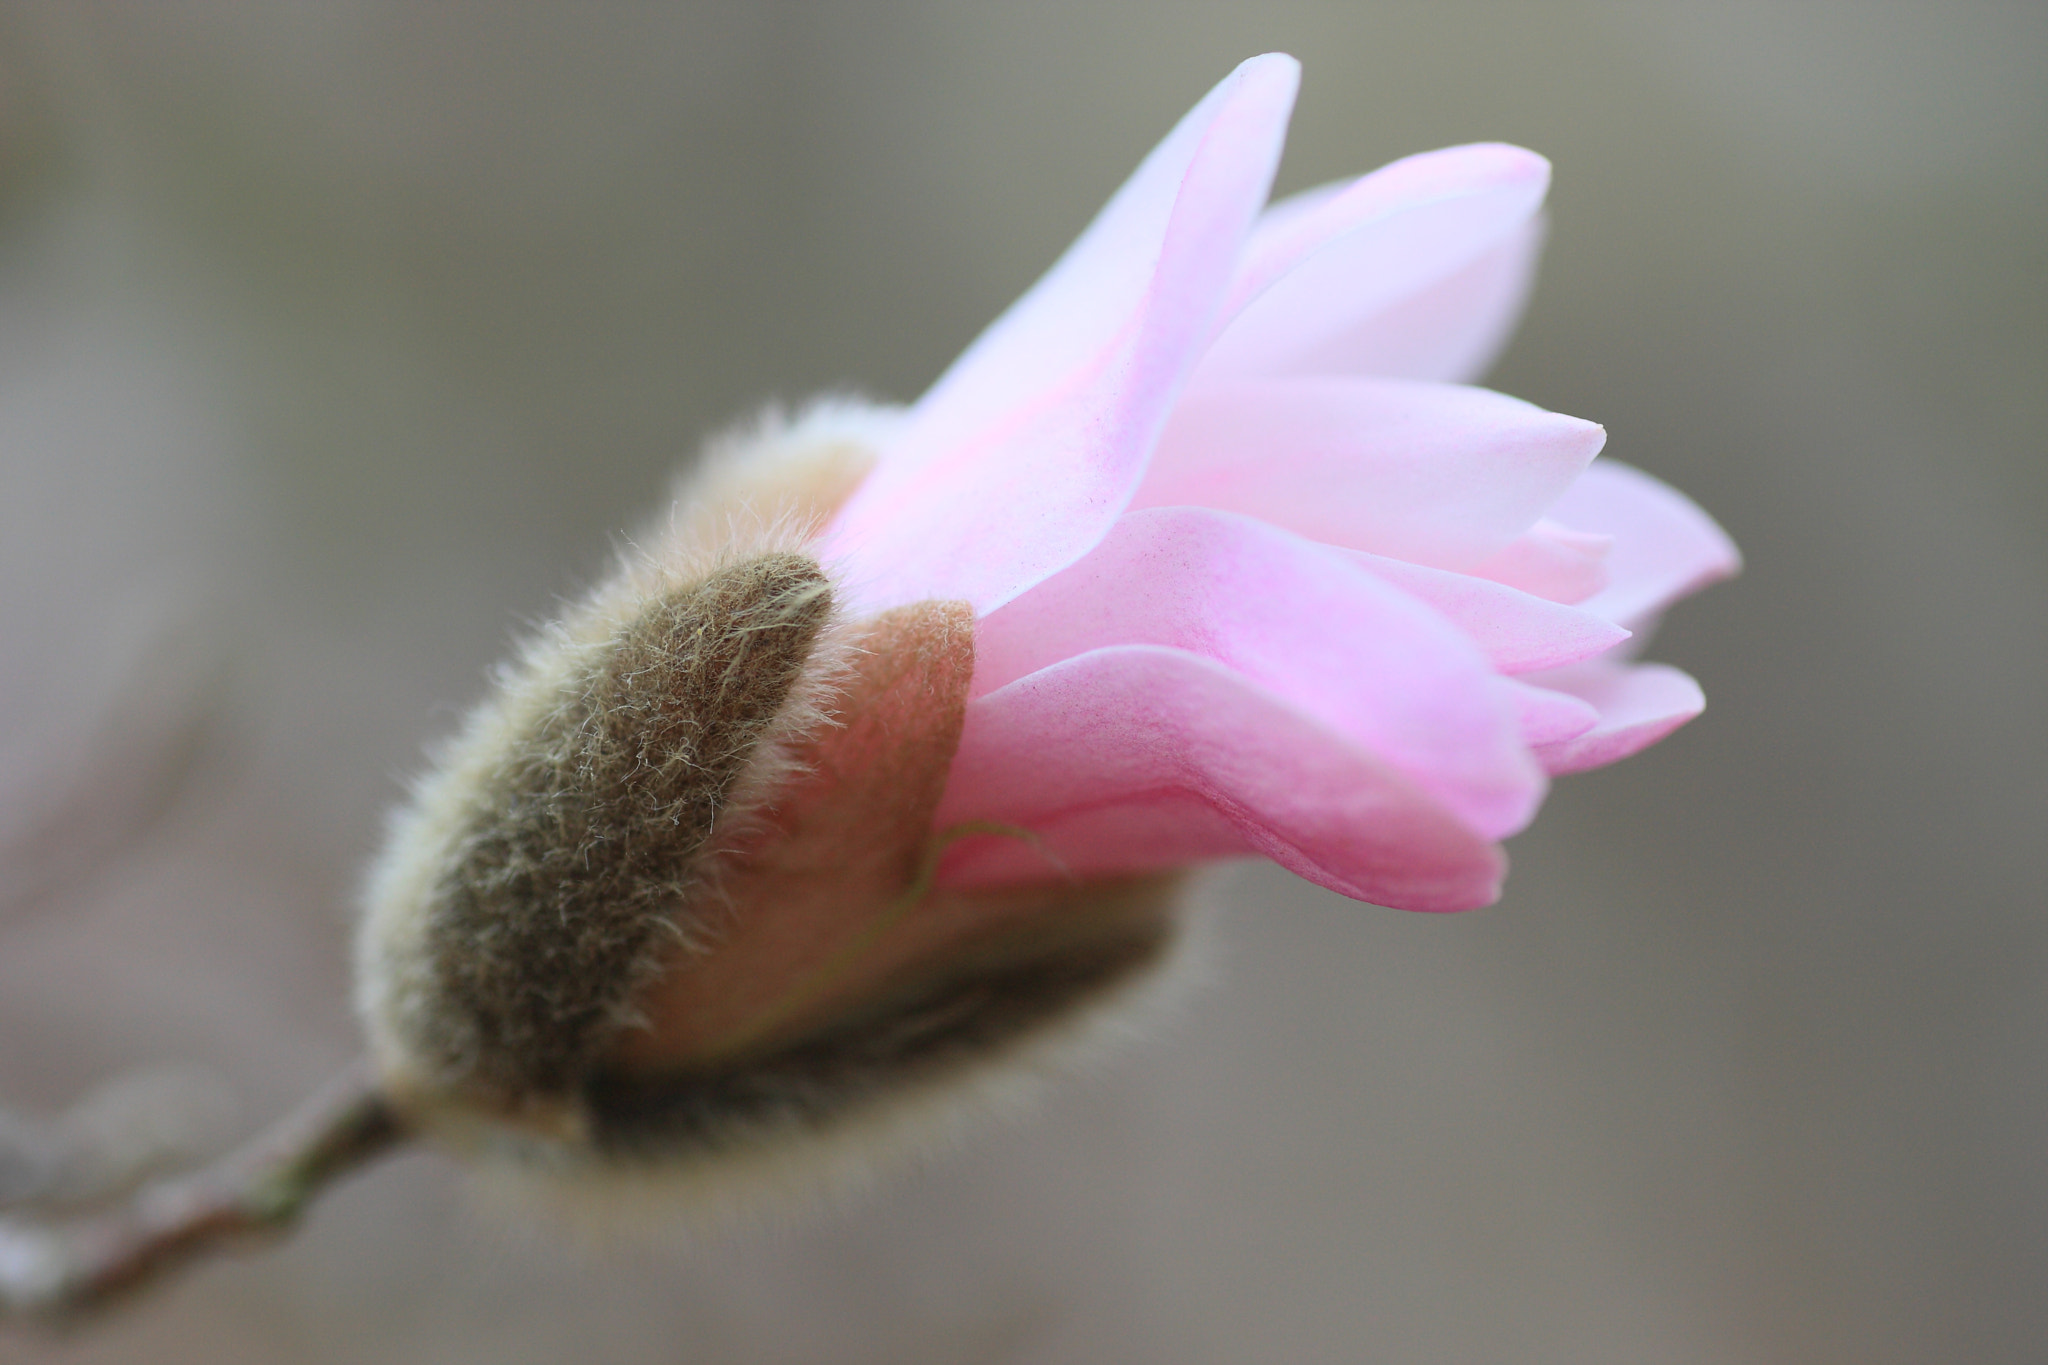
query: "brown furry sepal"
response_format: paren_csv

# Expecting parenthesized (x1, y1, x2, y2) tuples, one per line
(358, 553, 834, 1139)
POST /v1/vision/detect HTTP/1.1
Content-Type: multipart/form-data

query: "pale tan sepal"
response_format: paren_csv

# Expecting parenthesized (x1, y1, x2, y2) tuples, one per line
(610, 599, 981, 1071)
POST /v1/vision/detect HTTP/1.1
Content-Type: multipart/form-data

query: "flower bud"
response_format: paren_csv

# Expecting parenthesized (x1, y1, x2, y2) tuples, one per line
(355, 51, 1739, 1211)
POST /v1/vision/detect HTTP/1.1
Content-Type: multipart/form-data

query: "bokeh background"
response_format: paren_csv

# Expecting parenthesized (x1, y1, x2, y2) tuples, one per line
(1, 3, 2043, 1361)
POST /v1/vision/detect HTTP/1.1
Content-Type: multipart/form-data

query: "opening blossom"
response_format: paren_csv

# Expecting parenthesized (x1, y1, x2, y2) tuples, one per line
(355, 55, 1737, 1185)
(0, 54, 1747, 1323)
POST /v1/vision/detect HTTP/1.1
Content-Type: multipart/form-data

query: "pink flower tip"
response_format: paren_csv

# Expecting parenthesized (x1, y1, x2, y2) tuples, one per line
(816, 55, 1734, 912)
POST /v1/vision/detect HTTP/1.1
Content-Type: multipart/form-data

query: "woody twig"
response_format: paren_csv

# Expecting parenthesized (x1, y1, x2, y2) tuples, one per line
(0, 1060, 406, 1325)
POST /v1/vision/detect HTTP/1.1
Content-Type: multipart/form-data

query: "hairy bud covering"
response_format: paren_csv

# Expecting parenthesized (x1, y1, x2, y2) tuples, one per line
(359, 551, 834, 1135)
(355, 410, 1188, 1201)
(413, 555, 830, 1111)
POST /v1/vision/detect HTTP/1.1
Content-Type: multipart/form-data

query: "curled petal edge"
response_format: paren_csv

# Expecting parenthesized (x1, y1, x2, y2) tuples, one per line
(1548, 460, 1741, 629)
(935, 644, 1510, 913)
(1523, 661, 1707, 776)
(973, 505, 1545, 839)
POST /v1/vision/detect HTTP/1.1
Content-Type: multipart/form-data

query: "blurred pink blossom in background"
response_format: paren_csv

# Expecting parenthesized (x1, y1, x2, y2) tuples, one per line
(823, 55, 1736, 910)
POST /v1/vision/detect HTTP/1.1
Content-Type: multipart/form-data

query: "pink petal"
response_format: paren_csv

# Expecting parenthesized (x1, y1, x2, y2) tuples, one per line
(1196, 144, 1551, 383)
(1495, 677, 1601, 747)
(1545, 460, 1742, 628)
(821, 55, 1301, 616)
(1299, 218, 1545, 384)
(1336, 549, 1630, 674)
(1521, 661, 1707, 775)
(1469, 519, 1614, 604)
(973, 506, 1543, 839)
(934, 645, 1508, 912)
(1134, 375, 1606, 570)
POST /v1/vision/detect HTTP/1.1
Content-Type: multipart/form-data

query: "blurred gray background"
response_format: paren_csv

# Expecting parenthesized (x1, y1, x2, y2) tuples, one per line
(1, 2, 2043, 1361)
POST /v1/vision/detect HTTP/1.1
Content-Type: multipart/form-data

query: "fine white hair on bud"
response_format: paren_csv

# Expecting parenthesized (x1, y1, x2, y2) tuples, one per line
(373, 552, 835, 1124)
(354, 402, 1193, 1211)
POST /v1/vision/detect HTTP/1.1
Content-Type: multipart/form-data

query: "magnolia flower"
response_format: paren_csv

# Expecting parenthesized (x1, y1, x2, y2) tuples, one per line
(354, 54, 1735, 1188)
